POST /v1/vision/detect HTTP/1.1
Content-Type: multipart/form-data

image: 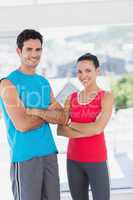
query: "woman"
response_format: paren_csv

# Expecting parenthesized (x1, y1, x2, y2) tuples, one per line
(27, 53, 114, 200)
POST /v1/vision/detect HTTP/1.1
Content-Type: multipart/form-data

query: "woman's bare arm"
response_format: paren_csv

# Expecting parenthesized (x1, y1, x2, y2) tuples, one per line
(70, 92, 114, 135)
(57, 124, 98, 138)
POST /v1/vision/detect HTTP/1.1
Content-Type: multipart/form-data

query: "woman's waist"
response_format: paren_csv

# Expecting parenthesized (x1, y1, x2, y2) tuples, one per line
(68, 132, 105, 145)
(70, 118, 95, 123)
(68, 135, 107, 155)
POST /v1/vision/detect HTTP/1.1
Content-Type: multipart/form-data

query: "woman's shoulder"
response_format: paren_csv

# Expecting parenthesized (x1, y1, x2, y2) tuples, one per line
(102, 90, 114, 99)
(64, 91, 78, 106)
(101, 90, 114, 106)
(67, 91, 78, 100)
(99, 89, 113, 97)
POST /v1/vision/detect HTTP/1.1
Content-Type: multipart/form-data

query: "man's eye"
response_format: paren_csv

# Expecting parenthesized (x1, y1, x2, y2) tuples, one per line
(36, 48, 42, 52)
(26, 48, 32, 51)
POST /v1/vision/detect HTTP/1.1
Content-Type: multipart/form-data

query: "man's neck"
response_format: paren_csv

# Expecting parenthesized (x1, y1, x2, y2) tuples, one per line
(18, 65, 36, 75)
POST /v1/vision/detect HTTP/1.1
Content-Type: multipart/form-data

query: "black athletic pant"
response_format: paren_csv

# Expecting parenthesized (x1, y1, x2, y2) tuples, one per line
(67, 160, 110, 200)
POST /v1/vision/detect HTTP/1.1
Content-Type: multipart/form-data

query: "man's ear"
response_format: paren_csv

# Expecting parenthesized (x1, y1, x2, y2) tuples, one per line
(16, 48, 21, 56)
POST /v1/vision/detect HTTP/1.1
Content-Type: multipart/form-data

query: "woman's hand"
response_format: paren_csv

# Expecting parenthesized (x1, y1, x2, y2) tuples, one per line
(57, 124, 86, 138)
(57, 125, 76, 138)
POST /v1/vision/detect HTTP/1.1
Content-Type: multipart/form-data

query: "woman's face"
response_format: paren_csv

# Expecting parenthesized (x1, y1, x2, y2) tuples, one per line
(77, 60, 99, 88)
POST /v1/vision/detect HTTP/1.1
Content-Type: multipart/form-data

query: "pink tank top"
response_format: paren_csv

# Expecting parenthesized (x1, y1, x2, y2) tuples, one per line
(67, 90, 107, 162)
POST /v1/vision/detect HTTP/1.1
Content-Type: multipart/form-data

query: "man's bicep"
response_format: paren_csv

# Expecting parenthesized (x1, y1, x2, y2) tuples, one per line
(0, 79, 26, 125)
(0, 79, 45, 132)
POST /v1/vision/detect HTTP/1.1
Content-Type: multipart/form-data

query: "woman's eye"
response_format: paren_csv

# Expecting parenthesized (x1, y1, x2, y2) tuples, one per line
(86, 69, 91, 73)
(77, 70, 82, 74)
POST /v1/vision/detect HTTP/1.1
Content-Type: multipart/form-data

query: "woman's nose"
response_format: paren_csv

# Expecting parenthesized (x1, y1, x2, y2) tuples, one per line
(81, 73, 88, 79)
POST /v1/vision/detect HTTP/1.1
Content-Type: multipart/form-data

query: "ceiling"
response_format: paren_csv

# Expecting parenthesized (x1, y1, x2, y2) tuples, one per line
(0, 0, 132, 33)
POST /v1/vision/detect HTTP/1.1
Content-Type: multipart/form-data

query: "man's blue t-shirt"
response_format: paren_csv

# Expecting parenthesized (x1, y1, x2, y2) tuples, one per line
(0, 70, 58, 163)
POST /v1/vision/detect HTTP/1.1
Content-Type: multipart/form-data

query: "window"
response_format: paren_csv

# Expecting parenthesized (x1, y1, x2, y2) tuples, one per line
(0, 24, 133, 199)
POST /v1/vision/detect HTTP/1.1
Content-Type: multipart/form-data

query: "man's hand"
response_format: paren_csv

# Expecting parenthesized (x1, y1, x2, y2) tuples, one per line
(27, 107, 68, 125)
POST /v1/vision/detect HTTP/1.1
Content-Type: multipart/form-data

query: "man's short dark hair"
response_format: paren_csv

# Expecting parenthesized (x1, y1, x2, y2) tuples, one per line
(77, 53, 100, 69)
(17, 29, 43, 50)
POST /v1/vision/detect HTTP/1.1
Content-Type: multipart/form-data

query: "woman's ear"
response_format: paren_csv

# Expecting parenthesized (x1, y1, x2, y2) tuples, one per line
(96, 67, 100, 75)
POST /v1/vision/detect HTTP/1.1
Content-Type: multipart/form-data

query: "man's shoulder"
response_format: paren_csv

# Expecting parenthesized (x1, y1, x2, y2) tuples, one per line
(0, 70, 22, 93)
(0, 70, 16, 82)
(7, 70, 17, 78)
(36, 74, 50, 85)
(0, 77, 6, 83)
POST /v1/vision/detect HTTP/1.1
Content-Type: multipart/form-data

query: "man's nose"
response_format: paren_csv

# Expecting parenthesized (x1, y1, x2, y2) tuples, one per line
(31, 51, 38, 57)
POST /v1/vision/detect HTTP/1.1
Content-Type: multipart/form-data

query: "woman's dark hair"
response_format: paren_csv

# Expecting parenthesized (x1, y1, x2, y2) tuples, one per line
(77, 53, 99, 68)
(17, 29, 43, 50)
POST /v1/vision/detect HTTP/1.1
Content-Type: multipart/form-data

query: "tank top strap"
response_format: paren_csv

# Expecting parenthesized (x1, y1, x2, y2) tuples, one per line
(98, 90, 106, 98)
(69, 91, 78, 107)
(70, 91, 77, 101)
(96, 90, 106, 104)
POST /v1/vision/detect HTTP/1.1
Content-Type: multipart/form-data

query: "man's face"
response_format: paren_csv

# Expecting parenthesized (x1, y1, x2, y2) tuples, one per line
(17, 39, 42, 68)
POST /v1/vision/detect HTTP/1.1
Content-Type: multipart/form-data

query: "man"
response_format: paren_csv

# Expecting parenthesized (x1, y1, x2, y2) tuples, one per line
(0, 29, 62, 200)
